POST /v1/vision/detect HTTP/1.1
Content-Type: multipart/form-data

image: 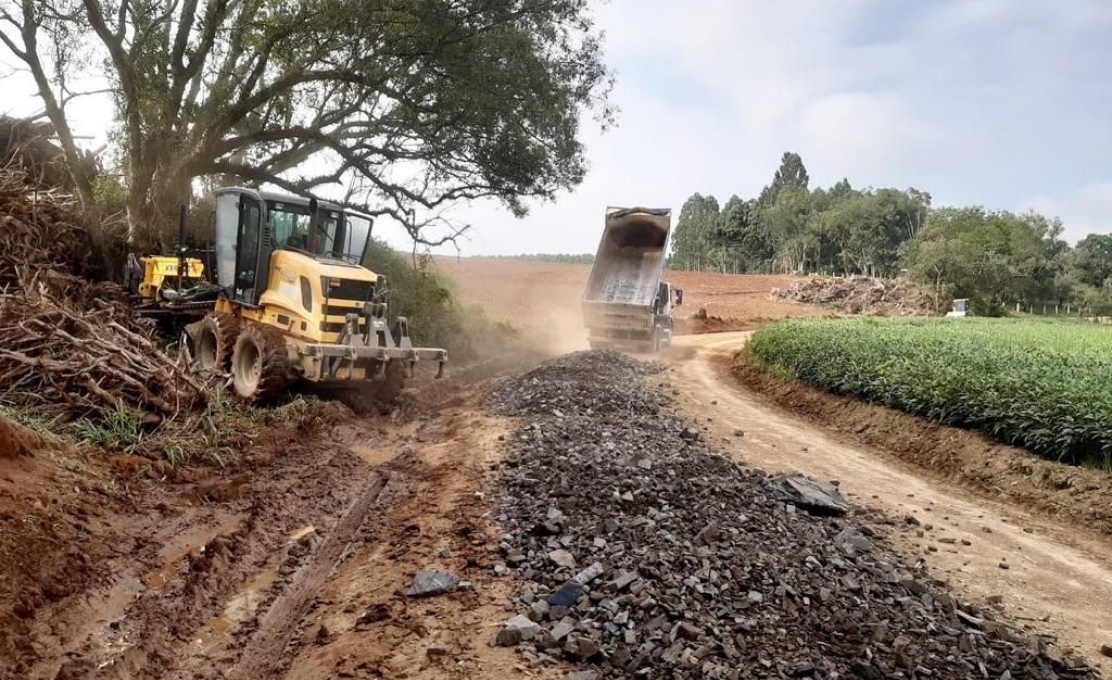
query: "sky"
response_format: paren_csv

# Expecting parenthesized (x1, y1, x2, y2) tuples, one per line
(3, 0, 1112, 254)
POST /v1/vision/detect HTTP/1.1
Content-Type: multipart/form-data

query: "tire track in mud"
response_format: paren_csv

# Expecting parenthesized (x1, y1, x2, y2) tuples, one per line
(226, 472, 390, 680)
(36, 410, 385, 680)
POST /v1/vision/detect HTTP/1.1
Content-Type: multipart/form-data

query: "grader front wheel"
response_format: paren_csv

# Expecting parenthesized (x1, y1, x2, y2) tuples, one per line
(231, 325, 290, 403)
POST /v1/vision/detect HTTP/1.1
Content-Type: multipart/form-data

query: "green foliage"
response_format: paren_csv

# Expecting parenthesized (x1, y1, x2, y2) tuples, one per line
(1074, 234, 1112, 287)
(90, 174, 128, 213)
(669, 194, 720, 271)
(970, 298, 1007, 317)
(0, 404, 63, 439)
(748, 318, 1112, 467)
(669, 150, 1112, 312)
(7, 0, 614, 246)
(902, 208, 1065, 307)
(759, 152, 810, 205)
(670, 152, 930, 276)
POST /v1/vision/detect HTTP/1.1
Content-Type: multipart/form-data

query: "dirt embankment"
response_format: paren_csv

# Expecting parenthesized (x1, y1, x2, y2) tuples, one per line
(1, 402, 354, 678)
(731, 359, 1112, 537)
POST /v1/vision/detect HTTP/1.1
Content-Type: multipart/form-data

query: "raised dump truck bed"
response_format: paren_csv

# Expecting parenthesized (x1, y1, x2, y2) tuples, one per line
(582, 206, 682, 352)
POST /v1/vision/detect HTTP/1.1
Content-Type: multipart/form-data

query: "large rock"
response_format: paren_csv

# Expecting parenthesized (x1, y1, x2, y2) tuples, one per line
(767, 474, 849, 515)
(496, 614, 542, 647)
(406, 570, 458, 597)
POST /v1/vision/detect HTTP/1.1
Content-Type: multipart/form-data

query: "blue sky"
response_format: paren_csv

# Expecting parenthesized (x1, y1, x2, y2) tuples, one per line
(4, 0, 1111, 254)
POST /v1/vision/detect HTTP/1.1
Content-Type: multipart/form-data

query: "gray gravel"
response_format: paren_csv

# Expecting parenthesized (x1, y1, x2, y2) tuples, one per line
(489, 350, 1096, 679)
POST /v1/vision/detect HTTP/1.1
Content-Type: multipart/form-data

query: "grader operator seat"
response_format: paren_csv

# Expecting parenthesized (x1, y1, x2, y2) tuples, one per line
(192, 187, 447, 403)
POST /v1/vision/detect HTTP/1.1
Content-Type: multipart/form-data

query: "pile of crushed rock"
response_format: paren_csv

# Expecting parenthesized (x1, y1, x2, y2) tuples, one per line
(484, 350, 1094, 679)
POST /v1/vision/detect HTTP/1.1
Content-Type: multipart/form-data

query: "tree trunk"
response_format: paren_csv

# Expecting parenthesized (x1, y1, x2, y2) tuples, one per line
(127, 171, 192, 253)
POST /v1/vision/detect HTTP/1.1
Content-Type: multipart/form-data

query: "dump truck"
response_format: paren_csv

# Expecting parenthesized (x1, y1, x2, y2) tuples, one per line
(178, 187, 447, 403)
(582, 206, 683, 352)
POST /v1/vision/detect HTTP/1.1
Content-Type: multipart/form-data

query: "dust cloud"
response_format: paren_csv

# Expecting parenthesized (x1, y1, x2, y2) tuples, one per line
(434, 257, 591, 356)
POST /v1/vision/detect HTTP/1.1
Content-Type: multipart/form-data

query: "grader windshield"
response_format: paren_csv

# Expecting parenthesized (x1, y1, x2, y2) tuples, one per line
(262, 196, 373, 264)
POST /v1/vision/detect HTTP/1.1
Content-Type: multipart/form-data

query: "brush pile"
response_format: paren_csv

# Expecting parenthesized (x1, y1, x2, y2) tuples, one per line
(0, 164, 206, 415)
(773, 276, 937, 316)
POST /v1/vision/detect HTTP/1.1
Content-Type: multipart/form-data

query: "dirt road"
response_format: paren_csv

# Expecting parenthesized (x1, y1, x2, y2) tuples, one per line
(668, 332, 1112, 667)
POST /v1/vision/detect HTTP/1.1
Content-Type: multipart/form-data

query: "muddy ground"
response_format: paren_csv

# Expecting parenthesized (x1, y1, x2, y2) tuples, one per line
(2, 374, 533, 680)
(4, 265, 1112, 678)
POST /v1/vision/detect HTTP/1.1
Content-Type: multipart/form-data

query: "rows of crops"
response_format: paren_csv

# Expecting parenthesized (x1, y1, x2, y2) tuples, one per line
(746, 318, 1112, 468)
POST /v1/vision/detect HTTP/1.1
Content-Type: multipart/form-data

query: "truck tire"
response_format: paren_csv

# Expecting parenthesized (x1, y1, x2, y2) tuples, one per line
(194, 312, 239, 373)
(231, 325, 290, 403)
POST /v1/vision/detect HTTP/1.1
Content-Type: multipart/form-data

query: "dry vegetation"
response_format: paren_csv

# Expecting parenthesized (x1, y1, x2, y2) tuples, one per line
(772, 275, 939, 316)
(0, 166, 206, 417)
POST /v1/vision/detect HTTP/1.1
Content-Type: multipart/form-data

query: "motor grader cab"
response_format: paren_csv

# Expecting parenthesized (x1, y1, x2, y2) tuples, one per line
(188, 187, 447, 403)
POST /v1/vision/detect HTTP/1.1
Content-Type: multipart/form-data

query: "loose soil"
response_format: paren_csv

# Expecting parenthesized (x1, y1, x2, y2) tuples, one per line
(0, 362, 560, 680)
(667, 332, 1112, 668)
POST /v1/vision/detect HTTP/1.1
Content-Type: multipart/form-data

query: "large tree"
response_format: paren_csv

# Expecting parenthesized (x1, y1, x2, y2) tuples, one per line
(1073, 234, 1112, 288)
(901, 207, 1064, 307)
(669, 193, 719, 270)
(758, 151, 809, 206)
(0, 0, 613, 246)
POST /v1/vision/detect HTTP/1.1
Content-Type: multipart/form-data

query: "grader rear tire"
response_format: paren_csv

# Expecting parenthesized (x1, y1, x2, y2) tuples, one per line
(231, 325, 290, 403)
(194, 312, 239, 373)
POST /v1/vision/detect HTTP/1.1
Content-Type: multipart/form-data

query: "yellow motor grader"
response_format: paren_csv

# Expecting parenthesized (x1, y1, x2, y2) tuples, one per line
(178, 187, 447, 403)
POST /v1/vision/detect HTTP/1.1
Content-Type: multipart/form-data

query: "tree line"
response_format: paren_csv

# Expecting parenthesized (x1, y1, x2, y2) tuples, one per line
(670, 152, 1112, 314)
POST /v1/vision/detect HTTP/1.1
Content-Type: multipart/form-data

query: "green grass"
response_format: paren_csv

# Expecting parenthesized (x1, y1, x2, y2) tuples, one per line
(747, 317, 1112, 468)
(74, 403, 146, 451)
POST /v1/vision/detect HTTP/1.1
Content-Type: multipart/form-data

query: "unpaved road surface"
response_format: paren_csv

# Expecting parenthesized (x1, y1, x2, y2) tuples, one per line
(669, 332, 1112, 667)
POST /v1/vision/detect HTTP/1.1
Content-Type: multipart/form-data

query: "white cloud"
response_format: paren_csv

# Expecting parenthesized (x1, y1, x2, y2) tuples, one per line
(418, 0, 1112, 254)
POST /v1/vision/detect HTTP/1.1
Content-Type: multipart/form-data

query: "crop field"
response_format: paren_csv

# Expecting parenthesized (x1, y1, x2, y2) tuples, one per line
(747, 317, 1112, 468)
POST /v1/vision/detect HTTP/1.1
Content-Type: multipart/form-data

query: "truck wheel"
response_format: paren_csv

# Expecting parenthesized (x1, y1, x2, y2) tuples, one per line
(231, 325, 290, 403)
(194, 313, 239, 373)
